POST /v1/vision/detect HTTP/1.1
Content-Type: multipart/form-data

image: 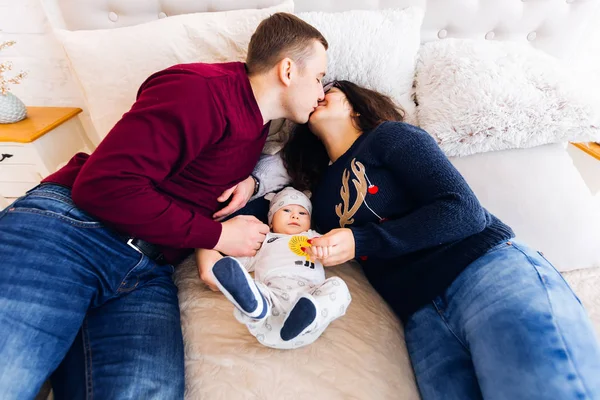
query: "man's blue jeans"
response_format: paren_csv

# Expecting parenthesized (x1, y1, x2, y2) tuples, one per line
(405, 241, 600, 400)
(0, 184, 184, 399)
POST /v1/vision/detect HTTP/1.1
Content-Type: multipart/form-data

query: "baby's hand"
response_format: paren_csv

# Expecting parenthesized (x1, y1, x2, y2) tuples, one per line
(307, 245, 332, 262)
(306, 229, 356, 266)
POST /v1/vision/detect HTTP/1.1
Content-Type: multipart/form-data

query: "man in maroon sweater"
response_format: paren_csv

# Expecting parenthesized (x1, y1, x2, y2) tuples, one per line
(0, 13, 327, 398)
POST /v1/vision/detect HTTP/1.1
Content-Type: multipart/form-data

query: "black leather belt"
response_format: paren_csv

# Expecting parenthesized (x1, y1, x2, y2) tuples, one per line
(122, 236, 167, 265)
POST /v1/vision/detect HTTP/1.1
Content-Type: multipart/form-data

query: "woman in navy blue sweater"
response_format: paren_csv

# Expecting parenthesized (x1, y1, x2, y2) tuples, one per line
(282, 80, 600, 400)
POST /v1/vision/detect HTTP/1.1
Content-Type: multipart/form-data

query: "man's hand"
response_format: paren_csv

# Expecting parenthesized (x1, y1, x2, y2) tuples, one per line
(214, 215, 269, 257)
(307, 228, 356, 267)
(213, 176, 255, 221)
(194, 248, 222, 292)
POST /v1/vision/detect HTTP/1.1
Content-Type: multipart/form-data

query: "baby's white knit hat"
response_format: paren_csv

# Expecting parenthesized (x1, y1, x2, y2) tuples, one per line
(264, 187, 312, 225)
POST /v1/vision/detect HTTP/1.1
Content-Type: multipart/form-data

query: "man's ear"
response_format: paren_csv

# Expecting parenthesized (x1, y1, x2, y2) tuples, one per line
(277, 58, 293, 87)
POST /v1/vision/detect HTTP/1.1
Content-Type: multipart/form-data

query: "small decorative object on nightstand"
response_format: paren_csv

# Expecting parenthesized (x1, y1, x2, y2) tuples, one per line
(0, 39, 28, 124)
(0, 92, 28, 124)
(0, 106, 93, 200)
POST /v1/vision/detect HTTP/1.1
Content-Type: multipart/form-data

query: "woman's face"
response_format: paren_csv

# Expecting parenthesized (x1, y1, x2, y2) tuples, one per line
(308, 86, 354, 133)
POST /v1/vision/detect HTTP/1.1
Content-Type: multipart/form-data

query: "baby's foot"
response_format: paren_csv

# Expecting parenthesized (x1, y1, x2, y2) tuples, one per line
(280, 295, 317, 341)
(211, 257, 268, 319)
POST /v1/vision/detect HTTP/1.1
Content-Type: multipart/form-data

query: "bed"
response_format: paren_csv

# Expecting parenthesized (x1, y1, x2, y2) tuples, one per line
(41, 0, 600, 398)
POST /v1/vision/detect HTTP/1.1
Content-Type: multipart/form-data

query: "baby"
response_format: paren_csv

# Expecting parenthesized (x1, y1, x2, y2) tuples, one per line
(205, 187, 351, 350)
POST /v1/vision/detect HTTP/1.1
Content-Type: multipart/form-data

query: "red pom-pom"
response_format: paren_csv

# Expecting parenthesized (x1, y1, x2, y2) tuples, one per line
(359, 256, 368, 261)
(368, 185, 379, 194)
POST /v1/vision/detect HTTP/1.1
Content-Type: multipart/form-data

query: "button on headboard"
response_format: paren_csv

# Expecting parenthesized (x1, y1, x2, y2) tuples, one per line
(41, 0, 599, 59)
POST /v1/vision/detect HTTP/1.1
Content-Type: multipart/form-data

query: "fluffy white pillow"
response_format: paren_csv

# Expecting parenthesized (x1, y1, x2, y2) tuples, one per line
(257, 7, 424, 155)
(54, 2, 294, 141)
(415, 39, 600, 157)
(451, 144, 600, 271)
(298, 7, 424, 123)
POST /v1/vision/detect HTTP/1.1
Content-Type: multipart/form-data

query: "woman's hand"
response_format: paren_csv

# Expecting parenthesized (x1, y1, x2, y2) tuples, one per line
(307, 228, 355, 266)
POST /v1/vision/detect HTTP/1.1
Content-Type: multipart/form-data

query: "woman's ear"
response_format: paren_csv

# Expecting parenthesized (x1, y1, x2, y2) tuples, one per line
(342, 98, 353, 112)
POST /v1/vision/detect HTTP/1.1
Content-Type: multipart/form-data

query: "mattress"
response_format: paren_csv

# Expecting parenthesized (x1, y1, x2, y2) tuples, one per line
(175, 256, 420, 400)
(563, 267, 600, 336)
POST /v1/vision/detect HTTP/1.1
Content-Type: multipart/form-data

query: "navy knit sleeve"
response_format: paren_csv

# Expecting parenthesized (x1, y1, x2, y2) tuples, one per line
(350, 122, 488, 259)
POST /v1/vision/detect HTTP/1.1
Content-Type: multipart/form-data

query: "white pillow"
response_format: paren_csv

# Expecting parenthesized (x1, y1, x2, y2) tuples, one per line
(298, 7, 424, 123)
(415, 39, 600, 157)
(257, 7, 424, 155)
(54, 2, 294, 140)
(451, 144, 600, 271)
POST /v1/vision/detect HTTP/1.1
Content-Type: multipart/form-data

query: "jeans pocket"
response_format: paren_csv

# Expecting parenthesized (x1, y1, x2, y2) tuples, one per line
(8, 193, 104, 229)
(117, 255, 166, 293)
(7, 207, 104, 229)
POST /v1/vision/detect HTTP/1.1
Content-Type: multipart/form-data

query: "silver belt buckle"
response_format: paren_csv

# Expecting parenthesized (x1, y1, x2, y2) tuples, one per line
(127, 238, 143, 254)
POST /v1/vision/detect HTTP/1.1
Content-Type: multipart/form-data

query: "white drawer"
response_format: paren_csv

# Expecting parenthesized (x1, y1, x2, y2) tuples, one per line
(0, 164, 41, 182)
(0, 181, 37, 198)
(0, 145, 40, 165)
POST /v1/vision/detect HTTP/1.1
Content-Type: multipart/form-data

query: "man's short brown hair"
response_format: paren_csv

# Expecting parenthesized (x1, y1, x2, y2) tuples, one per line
(246, 13, 328, 75)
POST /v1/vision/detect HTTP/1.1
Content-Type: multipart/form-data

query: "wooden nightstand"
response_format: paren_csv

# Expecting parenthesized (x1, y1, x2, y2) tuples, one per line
(0, 107, 93, 202)
(569, 142, 600, 196)
(572, 142, 600, 161)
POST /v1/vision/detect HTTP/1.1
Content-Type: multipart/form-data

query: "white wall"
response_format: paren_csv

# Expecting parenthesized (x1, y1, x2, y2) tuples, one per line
(1, 0, 600, 148)
(0, 0, 98, 144)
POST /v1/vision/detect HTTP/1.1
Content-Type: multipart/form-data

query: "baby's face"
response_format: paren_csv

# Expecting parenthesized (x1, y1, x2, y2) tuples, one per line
(271, 204, 311, 235)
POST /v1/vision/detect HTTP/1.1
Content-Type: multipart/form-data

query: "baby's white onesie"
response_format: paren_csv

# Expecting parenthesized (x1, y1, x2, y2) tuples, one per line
(235, 229, 351, 349)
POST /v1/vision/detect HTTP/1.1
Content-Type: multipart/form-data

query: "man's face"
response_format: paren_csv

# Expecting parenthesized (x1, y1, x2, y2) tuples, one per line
(285, 41, 327, 124)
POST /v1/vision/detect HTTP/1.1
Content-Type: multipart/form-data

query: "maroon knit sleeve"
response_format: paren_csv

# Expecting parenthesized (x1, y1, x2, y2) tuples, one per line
(72, 69, 224, 249)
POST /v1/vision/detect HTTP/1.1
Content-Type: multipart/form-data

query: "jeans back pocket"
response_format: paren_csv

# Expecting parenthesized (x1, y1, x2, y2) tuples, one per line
(7, 194, 103, 229)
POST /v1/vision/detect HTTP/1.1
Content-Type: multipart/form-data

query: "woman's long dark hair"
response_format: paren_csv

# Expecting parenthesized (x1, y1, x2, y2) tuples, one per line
(282, 80, 404, 191)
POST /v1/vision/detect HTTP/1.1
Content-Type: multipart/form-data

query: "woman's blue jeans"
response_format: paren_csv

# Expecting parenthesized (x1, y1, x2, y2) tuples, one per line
(405, 241, 600, 400)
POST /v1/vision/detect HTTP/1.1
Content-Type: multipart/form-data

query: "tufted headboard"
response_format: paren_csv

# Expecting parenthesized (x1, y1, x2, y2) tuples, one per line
(41, 0, 600, 59)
